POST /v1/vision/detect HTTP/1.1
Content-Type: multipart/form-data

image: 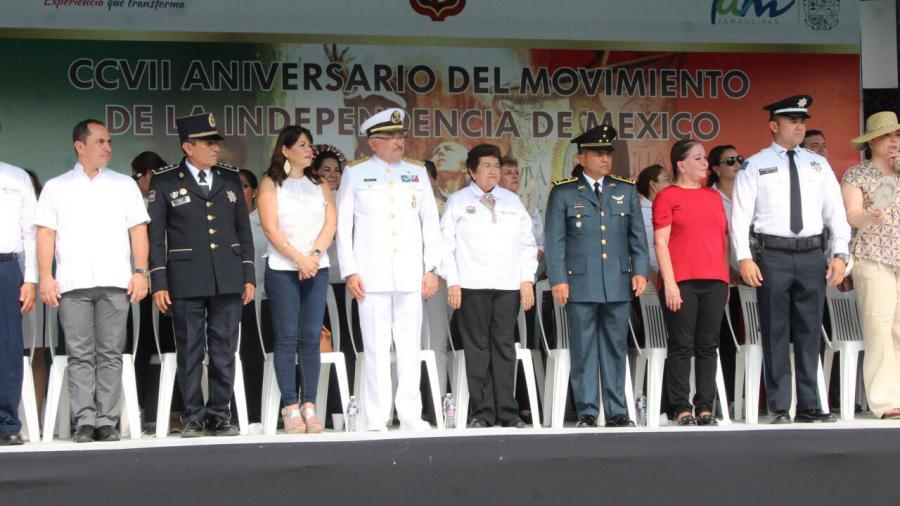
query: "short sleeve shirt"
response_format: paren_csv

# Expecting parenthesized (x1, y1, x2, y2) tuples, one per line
(842, 161, 900, 267)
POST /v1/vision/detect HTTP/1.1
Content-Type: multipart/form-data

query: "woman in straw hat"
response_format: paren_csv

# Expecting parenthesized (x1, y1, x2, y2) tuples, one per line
(840, 111, 900, 419)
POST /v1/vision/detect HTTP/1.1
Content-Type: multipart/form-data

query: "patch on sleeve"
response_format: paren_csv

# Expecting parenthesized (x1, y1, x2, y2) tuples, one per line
(148, 190, 156, 203)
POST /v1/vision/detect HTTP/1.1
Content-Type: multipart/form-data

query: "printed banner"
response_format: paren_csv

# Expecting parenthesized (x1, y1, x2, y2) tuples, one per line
(0, 39, 861, 221)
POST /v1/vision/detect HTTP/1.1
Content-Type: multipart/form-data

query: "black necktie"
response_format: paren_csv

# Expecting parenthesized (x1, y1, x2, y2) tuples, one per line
(198, 170, 210, 197)
(594, 181, 602, 205)
(787, 150, 803, 234)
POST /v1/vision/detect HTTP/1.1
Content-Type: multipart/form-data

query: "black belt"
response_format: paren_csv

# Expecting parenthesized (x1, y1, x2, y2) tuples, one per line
(0, 253, 18, 262)
(754, 233, 824, 252)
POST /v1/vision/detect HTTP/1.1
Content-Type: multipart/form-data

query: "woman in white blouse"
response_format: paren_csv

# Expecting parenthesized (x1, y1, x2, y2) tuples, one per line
(257, 126, 336, 434)
(440, 144, 537, 429)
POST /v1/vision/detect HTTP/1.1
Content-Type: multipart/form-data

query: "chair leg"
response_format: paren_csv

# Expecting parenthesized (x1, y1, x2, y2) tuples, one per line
(262, 359, 280, 436)
(317, 361, 333, 424)
(746, 346, 762, 425)
(58, 373, 70, 439)
(233, 353, 249, 435)
(333, 355, 352, 417)
(789, 347, 797, 418)
(259, 353, 274, 430)
(19, 357, 40, 442)
(823, 349, 835, 390)
(542, 353, 557, 428)
(42, 356, 68, 442)
(452, 350, 469, 430)
(517, 351, 542, 428)
(421, 352, 444, 429)
(647, 351, 665, 428)
(816, 356, 830, 414)
(155, 352, 177, 438)
(734, 350, 746, 422)
(634, 355, 647, 399)
(715, 351, 731, 425)
(839, 348, 860, 421)
(532, 350, 546, 408)
(552, 351, 570, 429)
(624, 359, 636, 422)
(120, 353, 143, 439)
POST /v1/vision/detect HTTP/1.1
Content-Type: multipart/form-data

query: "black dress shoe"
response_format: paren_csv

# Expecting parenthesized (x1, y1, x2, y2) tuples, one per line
(795, 409, 837, 423)
(575, 415, 598, 428)
(770, 411, 792, 424)
(73, 425, 95, 443)
(0, 432, 24, 446)
(501, 417, 527, 429)
(468, 418, 491, 428)
(206, 417, 239, 436)
(605, 414, 636, 427)
(94, 426, 120, 442)
(180, 420, 205, 438)
(676, 414, 697, 426)
(696, 414, 718, 426)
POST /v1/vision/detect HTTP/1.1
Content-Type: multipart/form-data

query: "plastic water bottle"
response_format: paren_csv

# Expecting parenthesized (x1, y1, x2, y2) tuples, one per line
(346, 396, 360, 432)
(442, 393, 456, 429)
(636, 393, 647, 427)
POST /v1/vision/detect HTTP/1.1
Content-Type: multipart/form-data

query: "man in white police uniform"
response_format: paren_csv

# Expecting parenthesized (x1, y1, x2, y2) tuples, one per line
(336, 108, 441, 431)
(731, 95, 850, 424)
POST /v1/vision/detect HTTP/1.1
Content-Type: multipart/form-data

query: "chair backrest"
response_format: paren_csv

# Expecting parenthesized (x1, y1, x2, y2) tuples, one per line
(130, 302, 141, 355)
(517, 307, 527, 348)
(825, 287, 864, 343)
(737, 285, 762, 346)
(22, 298, 42, 361)
(637, 291, 668, 349)
(344, 287, 360, 355)
(326, 284, 342, 352)
(535, 279, 569, 351)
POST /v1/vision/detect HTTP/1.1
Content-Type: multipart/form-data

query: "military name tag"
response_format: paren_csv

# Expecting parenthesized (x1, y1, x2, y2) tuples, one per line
(759, 167, 778, 175)
(171, 195, 191, 207)
(364, 178, 378, 182)
(810, 161, 823, 172)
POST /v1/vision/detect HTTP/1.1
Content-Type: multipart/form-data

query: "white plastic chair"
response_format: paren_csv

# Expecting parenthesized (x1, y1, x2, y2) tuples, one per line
(634, 285, 730, 427)
(447, 309, 468, 430)
(116, 302, 144, 440)
(736, 285, 830, 422)
(513, 307, 542, 428)
(154, 305, 178, 438)
(261, 284, 351, 435)
(18, 300, 41, 442)
(536, 279, 570, 428)
(822, 287, 865, 421)
(417, 310, 445, 429)
(42, 305, 70, 442)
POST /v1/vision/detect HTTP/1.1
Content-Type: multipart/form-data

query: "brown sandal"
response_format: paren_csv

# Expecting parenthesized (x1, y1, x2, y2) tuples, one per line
(301, 404, 324, 433)
(282, 406, 307, 434)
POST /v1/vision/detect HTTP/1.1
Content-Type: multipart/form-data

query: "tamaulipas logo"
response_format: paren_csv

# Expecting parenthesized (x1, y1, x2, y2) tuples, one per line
(710, 0, 796, 24)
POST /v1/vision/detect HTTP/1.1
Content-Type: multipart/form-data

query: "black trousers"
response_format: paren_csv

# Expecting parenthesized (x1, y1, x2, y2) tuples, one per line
(757, 248, 826, 412)
(660, 280, 728, 415)
(458, 289, 520, 425)
(172, 294, 243, 423)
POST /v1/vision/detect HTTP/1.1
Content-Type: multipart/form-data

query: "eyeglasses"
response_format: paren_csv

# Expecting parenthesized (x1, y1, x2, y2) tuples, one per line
(721, 156, 744, 166)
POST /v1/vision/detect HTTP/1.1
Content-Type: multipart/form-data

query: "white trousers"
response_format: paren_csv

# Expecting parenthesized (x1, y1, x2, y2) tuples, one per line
(358, 291, 423, 429)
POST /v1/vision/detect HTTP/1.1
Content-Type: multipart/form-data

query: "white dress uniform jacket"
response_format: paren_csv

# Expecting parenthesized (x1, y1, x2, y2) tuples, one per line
(336, 155, 441, 292)
(731, 143, 850, 261)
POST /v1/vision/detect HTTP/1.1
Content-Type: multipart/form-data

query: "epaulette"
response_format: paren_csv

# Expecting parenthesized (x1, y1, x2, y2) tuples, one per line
(551, 177, 578, 186)
(610, 175, 634, 185)
(216, 163, 239, 172)
(402, 157, 425, 168)
(153, 163, 179, 176)
(346, 156, 370, 168)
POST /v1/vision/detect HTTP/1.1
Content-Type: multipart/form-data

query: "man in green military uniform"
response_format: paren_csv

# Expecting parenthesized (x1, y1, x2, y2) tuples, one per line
(544, 124, 648, 427)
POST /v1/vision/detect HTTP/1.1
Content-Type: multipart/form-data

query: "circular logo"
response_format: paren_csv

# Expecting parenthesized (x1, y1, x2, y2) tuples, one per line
(208, 113, 216, 128)
(390, 110, 401, 124)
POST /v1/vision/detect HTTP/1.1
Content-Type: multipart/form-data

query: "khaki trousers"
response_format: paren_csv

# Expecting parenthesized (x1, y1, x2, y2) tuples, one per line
(854, 258, 900, 416)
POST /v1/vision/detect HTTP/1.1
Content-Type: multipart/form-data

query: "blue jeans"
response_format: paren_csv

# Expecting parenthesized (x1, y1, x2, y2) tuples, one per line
(0, 258, 24, 433)
(265, 265, 328, 406)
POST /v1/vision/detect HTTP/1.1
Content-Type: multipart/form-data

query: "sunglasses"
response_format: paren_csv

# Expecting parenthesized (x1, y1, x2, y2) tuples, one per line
(721, 156, 744, 166)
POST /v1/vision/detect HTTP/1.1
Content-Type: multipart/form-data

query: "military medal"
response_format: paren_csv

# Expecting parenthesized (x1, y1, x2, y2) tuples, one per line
(411, 193, 417, 208)
(179, 188, 187, 195)
(170, 191, 178, 199)
(226, 190, 237, 203)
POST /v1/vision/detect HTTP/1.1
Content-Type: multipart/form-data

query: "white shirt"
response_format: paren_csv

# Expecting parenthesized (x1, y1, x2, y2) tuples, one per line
(336, 155, 441, 293)
(639, 197, 658, 273)
(731, 142, 851, 261)
(249, 209, 266, 298)
(33, 164, 149, 294)
(185, 160, 213, 189)
(440, 182, 537, 290)
(266, 176, 330, 271)
(582, 174, 604, 195)
(0, 161, 37, 283)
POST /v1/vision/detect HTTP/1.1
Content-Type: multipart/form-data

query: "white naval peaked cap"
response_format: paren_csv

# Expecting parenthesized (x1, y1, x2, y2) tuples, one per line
(359, 108, 408, 137)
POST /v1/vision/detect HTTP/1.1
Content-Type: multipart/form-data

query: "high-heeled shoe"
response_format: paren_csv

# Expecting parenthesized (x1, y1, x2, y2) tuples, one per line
(282, 406, 307, 434)
(301, 404, 324, 434)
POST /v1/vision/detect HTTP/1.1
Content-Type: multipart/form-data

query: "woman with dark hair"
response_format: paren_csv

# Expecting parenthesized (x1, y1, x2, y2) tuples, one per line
(311, 144, 345, 192)
(635, 164, 672, 280)
(842, 111, 900, 419)
(653, 139, 729, 426)
(440, 143, 537, 428)
(257, 125, 336, 433)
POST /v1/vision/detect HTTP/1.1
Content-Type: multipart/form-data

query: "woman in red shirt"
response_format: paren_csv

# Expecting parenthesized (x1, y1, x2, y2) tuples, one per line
(653, 139, 729, 426)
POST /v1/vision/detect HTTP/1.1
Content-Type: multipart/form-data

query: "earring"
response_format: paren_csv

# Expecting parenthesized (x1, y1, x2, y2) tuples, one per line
(283, 159, 292, 175)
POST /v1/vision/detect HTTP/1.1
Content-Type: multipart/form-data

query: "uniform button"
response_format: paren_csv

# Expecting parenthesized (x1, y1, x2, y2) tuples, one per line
(567, 270, 573, 275)
(208, 228, 216, 234)
(620, 212, 625, 217)
(600, 211, 605, 217)
(210, 243, 218, 249)
(392, 230, 397, 236)
(207, 215, 215, 221)
(390, 213, 396, 219)
(576, 214, 581, 219)
(602, 253, 608, 259)
(601, 239, 607, 245)
(600, 225, 606, 231)
(206, 202, 213, 208)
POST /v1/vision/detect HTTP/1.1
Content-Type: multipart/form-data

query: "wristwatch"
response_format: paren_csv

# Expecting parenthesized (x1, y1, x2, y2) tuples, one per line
(311, 249, 322, 258)
(133, 268, 150, 277)
(833, 253, 849, 263)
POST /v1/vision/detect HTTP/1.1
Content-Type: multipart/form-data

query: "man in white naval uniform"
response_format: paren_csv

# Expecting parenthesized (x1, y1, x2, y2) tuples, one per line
(336, 108, 441, 431)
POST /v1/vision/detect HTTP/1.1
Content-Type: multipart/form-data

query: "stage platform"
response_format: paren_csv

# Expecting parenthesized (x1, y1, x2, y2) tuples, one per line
(4, 417, 900, 506)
